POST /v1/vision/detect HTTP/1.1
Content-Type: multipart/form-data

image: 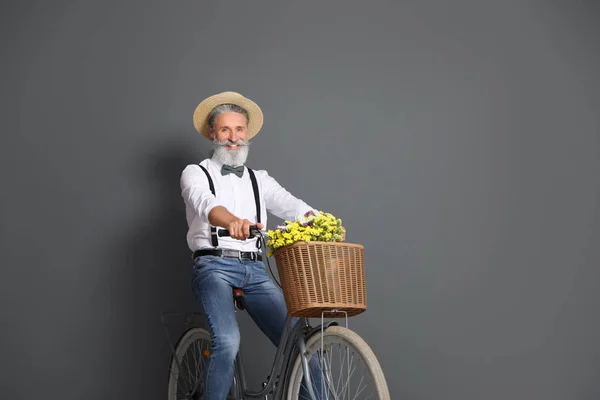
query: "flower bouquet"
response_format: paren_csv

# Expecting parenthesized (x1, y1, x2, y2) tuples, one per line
(266, 210, 346, 257)
(265, 210, 366, 318)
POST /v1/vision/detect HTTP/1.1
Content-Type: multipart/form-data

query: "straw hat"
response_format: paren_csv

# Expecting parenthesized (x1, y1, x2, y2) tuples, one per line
(192, 91, 264, 140)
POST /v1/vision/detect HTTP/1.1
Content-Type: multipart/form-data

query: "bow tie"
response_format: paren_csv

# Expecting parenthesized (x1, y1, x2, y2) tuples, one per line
(221, 164, 245, 178)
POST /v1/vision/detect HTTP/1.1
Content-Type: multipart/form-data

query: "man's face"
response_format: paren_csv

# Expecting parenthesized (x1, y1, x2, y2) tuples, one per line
(210, 111, 250, 166)
(211, 111, 248, 149)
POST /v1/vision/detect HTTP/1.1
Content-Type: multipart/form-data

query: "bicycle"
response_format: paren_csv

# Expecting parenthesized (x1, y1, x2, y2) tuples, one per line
(162, 226, 390, 399)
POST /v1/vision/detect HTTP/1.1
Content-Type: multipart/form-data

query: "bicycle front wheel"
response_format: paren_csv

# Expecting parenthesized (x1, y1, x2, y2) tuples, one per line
(167, 327, 243, 400)
(286, 326, 390, 400)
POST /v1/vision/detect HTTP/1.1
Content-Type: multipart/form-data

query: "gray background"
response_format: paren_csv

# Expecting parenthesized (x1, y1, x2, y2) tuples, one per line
(1, 1, 599, 399)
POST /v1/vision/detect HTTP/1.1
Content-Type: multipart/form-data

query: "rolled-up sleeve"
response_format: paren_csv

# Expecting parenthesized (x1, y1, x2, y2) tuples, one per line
(259, 170, 314, 222)
(180, 165, 223, 221)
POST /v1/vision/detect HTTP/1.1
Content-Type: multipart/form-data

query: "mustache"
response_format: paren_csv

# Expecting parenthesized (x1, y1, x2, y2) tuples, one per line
(213, 139, 250, 147)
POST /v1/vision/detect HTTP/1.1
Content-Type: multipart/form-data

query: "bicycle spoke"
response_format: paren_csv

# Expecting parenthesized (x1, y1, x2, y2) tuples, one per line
(170, 358, 193, 395)
(335, 343, 345, 396)
(192, 340, 201, 384)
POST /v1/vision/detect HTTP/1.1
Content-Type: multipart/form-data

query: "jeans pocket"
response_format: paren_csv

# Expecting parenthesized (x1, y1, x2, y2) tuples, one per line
(193, 255, 219, 269)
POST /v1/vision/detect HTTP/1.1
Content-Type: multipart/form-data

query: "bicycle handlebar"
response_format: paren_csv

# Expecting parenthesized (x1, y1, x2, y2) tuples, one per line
(217, 225, 262, 239)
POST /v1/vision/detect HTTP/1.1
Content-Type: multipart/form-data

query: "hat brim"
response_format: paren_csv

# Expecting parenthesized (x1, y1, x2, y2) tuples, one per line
(193, 91, 264, 140)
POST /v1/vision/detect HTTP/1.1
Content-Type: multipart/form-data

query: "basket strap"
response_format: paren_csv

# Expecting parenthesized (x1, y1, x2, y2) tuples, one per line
(198, 164, 219, 247)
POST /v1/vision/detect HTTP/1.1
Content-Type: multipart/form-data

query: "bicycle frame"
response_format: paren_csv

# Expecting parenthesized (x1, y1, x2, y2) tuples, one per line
(235, 314, 304, 399)
(235, 313, 338, 399)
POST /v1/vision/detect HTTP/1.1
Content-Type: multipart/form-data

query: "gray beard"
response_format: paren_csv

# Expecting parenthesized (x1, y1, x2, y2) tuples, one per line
(212, 139, 250, 167)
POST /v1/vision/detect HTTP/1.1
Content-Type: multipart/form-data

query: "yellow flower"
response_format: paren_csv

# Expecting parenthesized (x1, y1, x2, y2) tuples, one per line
(265, 210, 345, 255)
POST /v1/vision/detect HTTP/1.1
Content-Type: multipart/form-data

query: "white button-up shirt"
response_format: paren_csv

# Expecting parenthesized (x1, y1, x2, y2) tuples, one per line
(180, 155, 314, 252)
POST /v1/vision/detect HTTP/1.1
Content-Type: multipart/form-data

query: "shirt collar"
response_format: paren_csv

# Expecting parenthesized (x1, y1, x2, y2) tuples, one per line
(208, 154, 246, 171)
(209, 153, 225, 169)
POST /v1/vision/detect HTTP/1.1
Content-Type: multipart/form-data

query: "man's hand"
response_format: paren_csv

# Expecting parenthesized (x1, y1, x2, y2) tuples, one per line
(208, 206, 263, 240)
(227, 218, 264, 240)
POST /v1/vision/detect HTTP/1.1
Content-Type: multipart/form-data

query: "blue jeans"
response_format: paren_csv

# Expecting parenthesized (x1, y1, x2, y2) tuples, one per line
(191, 255, 322, 400)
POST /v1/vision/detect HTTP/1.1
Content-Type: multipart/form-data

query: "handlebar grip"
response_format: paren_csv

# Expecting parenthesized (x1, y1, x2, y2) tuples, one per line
(217, 225, 260, 239)
(217, 229, 230, 237)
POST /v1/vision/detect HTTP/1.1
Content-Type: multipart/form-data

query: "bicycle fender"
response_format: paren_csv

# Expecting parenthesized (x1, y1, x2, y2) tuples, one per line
(304, 320, 339, 339)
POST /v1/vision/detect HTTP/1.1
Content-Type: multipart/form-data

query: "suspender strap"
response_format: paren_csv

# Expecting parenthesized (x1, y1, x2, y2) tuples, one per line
(198, 165, 219, 247)
(247, 168, 261, 224)
(247, 167, 262, 249)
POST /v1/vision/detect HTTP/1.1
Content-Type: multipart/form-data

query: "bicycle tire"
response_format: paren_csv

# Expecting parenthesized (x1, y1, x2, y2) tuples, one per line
(285, 326, 390, 400)
(167, 326, 243, 399)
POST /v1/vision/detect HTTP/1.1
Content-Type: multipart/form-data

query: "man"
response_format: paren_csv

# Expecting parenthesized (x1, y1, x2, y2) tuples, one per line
(180, 91, 320, 399)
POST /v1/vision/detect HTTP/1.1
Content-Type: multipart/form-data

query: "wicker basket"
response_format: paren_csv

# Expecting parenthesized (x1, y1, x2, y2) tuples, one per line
(273, 241, 367, 318)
